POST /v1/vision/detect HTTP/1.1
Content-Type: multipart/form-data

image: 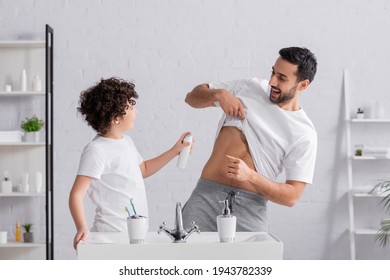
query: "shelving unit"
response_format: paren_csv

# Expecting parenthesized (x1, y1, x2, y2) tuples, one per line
(0, 25, 53, 260)
(343, 70, 390, 260)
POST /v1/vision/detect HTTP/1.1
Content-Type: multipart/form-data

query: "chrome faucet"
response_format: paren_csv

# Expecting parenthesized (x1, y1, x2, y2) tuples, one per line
(158, 202, 200, 243)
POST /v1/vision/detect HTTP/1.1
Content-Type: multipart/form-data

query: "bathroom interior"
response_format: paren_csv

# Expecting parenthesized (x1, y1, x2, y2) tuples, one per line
(1, 0, 390, 260)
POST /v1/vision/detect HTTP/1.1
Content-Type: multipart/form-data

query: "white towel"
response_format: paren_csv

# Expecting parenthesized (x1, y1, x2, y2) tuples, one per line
(0, 130, 24, 142)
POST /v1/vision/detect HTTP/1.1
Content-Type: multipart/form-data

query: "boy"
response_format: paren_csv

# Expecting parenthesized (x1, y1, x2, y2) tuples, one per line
(69, 77, 191, 249)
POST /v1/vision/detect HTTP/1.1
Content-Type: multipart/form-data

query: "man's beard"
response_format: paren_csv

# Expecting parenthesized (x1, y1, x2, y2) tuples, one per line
(269, 84, 298, 104)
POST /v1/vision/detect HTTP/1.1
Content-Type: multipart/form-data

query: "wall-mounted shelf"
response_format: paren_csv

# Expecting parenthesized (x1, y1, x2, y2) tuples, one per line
(344, 69, 390, 260)
(0, 142, 45, 146)
(352, 192, 386, 198)
(350, 118, 390, 123)
(0, 91, 45, 96)
(352, 156, 390, 160)
(354, 228, 378, 235)
(0, 193, 45, 197)
(0, 25, 53, 260)
(0, 41, 45, 48)
(0, 242, 45, 248)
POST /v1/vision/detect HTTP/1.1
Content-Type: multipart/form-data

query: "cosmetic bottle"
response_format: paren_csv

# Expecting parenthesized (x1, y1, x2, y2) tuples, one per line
(20, 69, 27, 91)
(15, 221, 21, 242)
(177, 133, 193, 169)
(1, 171, 13, 193)
(32, 75, 42, 92)
(216, 199, 236, 243)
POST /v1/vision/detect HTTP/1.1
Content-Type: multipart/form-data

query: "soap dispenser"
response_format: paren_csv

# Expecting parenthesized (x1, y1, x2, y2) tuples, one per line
(216, 199, 236, 243)
(1, 171, 13, 193)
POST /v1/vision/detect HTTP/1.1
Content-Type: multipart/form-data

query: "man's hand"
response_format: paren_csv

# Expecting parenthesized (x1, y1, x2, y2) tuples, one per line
(225, 155, 253, 181)
(217, 89, 246, 120)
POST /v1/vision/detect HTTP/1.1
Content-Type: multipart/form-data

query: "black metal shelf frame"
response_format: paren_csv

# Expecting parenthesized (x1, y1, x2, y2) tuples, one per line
(45, 24, 54, 260)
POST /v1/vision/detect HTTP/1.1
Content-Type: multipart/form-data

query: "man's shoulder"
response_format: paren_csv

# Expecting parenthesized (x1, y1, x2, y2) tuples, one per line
(236, 78, 269, 98)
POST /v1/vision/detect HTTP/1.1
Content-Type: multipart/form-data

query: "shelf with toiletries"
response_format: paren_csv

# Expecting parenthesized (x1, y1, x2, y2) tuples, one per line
(0, 25, 53, 260)
(344, 70, 390, 260)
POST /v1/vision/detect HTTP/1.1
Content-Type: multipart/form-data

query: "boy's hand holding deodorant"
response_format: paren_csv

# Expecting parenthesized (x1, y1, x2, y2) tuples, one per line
(175, 132, 194, 169)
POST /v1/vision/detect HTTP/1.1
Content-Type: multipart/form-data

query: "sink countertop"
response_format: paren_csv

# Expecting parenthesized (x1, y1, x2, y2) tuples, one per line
(77, 232, 283, 260)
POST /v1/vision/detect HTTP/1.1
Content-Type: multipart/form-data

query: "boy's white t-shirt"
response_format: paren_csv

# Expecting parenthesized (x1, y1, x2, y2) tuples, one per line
(77, 134, 147, 232)
(210, 78, 317, 184)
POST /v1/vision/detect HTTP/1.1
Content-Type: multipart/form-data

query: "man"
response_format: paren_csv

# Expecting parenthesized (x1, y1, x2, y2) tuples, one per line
(182, 47, 317, 232)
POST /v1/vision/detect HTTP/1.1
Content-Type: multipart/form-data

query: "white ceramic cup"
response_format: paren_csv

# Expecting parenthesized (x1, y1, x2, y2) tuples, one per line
(127, 216, 148, 244)
(4, 84, 12, 92)
(0, 231, 7, 244)
(217, 215, 237, 243)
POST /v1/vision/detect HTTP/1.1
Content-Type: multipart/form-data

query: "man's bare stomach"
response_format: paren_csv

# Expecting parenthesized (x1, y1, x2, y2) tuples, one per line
(201, 126, 258, 193)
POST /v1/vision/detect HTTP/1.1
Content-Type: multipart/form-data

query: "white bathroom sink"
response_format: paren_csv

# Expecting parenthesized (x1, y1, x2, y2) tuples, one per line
(77, 232, 283, 260)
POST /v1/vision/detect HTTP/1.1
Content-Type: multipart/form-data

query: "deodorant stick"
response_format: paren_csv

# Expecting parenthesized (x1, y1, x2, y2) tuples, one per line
(177, 134, 193, 169)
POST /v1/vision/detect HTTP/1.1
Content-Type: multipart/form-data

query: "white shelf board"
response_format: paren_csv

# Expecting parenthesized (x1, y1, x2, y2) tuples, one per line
(352, 156, 390, 160)
(0, 91, 45, 96)
(350, 118, 390, 123)
(0, 192, 45, 197)
(352, 192, 384, 197)
(0, 142, 45, 146)
(0, 41, 45, 48)
(354, 228, 378, 235)
(0, 242, 45, 248)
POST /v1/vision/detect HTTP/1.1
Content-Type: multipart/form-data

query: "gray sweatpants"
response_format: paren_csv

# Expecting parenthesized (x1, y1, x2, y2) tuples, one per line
(182, 178, 269, 232)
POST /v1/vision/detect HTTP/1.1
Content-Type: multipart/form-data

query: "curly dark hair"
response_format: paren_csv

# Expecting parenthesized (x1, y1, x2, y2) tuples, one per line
(77, 77, 138, 135)
(279, 47, 317, 83)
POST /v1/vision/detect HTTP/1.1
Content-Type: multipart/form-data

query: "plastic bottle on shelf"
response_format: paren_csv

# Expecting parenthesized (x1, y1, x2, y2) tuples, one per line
(20, 69, 27, 91)
(15, 221, 21, 242)
(1, 171, 13, 193)
(32, 75, 42, 92)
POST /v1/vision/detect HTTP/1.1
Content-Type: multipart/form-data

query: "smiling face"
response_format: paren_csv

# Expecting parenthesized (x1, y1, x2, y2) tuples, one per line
(268, 57, 309, 110)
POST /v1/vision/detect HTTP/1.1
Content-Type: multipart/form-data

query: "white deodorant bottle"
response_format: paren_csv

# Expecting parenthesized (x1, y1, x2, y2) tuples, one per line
(20, 69, 27, 91)
(177, 133, 193, 169)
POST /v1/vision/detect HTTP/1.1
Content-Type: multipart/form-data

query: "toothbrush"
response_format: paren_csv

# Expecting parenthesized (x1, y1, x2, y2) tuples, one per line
(125, 207, 131, 218)
(130, 198, 138, 217)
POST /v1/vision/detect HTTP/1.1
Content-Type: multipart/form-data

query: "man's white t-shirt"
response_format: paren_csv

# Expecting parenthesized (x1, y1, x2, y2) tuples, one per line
(77, 135, 147, 232)
(210, 78, 317, 184)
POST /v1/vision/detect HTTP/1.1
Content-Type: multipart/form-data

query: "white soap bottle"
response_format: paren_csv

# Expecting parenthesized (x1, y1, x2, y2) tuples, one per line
(177, 133, 193, 169)
(1, 171, 13, 193)
(32, 75, 42, 92)
(216, 199, 236, 243)
(20, 69, 27, 91)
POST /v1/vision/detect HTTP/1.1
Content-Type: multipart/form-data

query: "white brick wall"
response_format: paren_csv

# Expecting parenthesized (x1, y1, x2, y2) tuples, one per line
(1, 0, 390, 259)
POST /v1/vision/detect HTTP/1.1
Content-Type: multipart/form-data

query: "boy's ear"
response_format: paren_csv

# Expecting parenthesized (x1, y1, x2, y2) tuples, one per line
(112, 118, 120, 125)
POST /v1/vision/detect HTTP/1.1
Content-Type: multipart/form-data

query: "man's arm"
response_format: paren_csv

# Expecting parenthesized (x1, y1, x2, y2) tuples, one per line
(225, 155, 306, 207)
(185, 83, 247, 119)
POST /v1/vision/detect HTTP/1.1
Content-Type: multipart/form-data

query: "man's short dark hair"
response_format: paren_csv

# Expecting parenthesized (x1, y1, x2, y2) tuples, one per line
(279, 47, 317, 83)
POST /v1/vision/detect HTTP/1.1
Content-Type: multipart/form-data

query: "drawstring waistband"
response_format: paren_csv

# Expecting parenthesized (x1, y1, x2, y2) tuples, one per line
(225, 190, 239, 212)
